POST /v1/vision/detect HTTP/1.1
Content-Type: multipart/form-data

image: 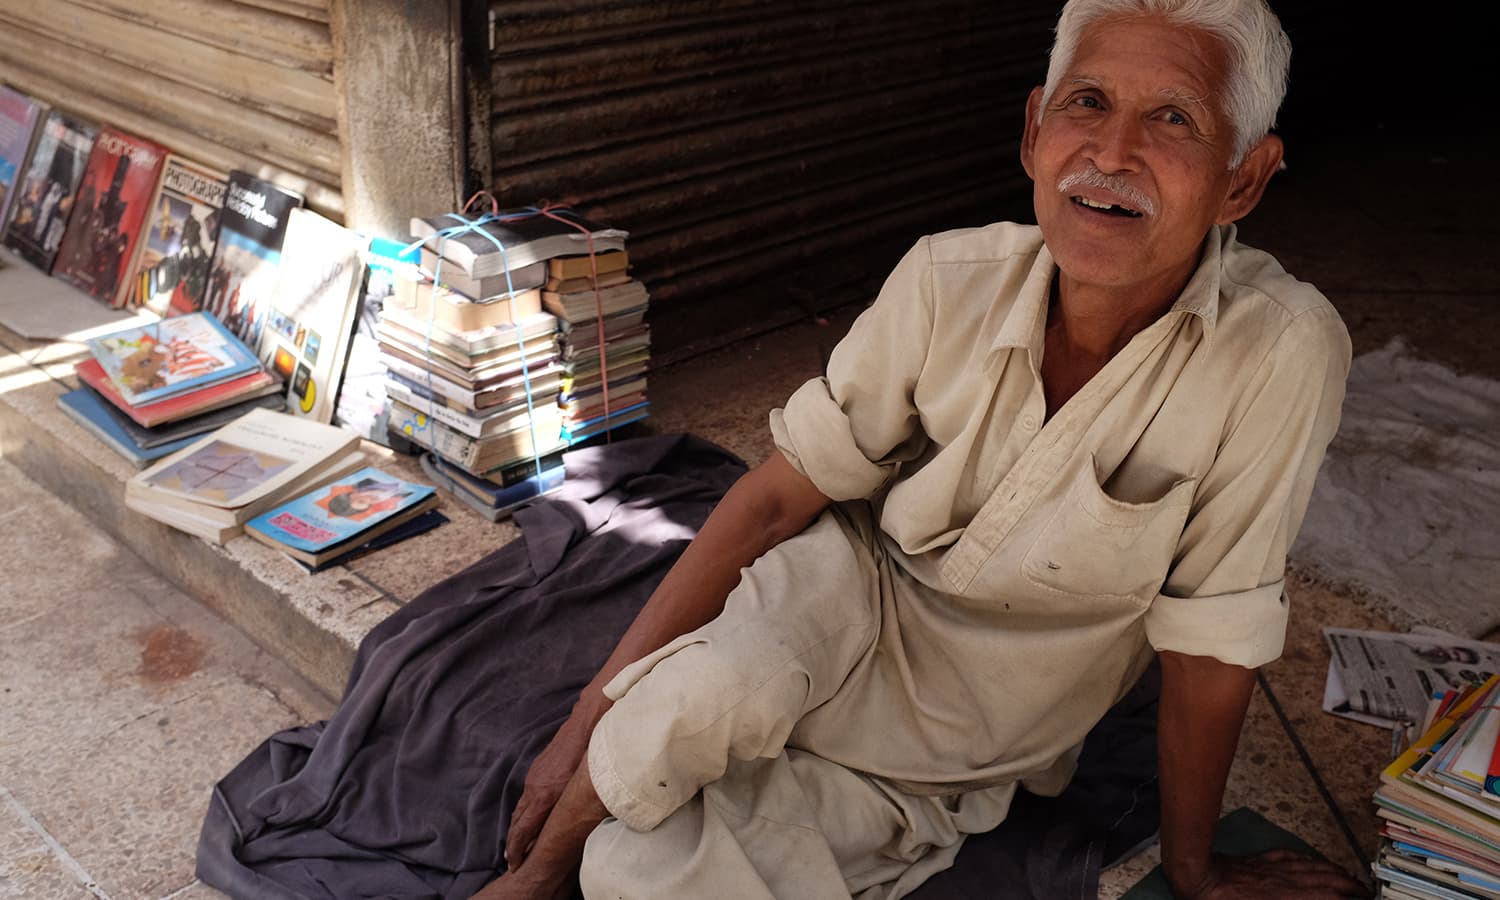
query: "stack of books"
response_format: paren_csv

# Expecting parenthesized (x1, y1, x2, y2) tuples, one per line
(1372, 674, 1500, 898)
(387, 206, 631, 518)
(380, 270, 566, 477)
(61, 312, 285, 468)
(543, 248, 653, 443)
(125, 407, 366, 544)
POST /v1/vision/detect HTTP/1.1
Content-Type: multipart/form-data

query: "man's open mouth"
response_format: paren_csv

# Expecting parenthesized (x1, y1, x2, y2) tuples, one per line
(1070, 196, 1143, 218)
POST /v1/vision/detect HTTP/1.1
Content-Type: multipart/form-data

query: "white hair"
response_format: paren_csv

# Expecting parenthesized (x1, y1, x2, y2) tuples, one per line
(1039, 0, 1291, 167)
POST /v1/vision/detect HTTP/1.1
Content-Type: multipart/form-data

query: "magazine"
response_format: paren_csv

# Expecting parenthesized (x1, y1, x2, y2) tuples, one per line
(1323, 627, 1500, 728)
(245, 466, 436, 559)
(131, 155, 228, 315)
(0, 85, 45, 234)
(52, 127, 168, 306)
(2, 109, 97, 270)
(203, 171, 303, 347)
(86, 312, 259, 405)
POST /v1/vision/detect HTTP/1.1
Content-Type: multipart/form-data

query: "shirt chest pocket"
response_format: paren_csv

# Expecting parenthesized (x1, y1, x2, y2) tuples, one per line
(1020, 455, 1197, 608)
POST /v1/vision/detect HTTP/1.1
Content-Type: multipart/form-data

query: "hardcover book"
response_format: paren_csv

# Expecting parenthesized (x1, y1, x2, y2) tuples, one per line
(130, 407, 361, 511)
(258, 208, 368, 423)
(245, 465, 438, 565)
(408, 208, 626, 278)
(57, 387, 200, 468)
(0, 85, 45, 234)
(130, 155, 228, 316)
(52, 127, 168, 306)
(203, 171, 303, 348)
(86, 312, 260, 406)
(76, 356, 280, 429)
(2, 109, 96, 271)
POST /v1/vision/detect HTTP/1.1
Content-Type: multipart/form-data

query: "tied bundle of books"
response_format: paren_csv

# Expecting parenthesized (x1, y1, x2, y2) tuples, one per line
(61, 312, 284, 468)
(1373, 674, 1500, 898)
(125, 407, 366, 544)
(543, 247, 652, 444)
(388, 202, 626, 516)
(245, 466, 445, 571)
(380, 272, 567, 514)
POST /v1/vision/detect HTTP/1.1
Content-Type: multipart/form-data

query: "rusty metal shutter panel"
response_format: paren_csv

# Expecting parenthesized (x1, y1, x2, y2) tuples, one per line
(0, 0, 343, 219)
(489, 0, 1055, 326)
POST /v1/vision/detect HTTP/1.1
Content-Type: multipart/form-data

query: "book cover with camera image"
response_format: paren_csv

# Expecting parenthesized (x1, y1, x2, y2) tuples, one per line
(129, 154, 228, 316)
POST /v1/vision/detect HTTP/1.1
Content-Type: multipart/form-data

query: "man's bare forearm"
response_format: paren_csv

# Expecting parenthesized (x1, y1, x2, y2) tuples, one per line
(1157, 649, 1257, 896)
(574, 450, 832, 721)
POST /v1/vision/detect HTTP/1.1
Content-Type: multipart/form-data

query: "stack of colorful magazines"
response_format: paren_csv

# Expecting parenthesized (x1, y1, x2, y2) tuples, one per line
(60, 312, 284, 467)
(1373, 674, 1500, 898)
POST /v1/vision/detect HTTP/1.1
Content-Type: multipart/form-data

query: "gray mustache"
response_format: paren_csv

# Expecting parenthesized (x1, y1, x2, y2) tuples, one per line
(1056, 167, 1156, 218)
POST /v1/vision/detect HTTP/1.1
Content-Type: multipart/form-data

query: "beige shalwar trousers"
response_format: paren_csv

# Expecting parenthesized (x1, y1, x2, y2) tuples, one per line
(581, 507, 1018, 900)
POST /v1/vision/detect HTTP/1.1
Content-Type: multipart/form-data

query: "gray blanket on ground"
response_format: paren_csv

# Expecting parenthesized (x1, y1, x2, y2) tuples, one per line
(197, 433, 1159, 899)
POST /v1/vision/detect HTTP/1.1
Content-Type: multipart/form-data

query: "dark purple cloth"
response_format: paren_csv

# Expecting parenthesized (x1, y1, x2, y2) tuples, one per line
(197, 433, 1159, 899)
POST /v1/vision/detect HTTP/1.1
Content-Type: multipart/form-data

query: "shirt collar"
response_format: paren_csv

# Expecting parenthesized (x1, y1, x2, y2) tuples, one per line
(988, 224, 1226, 357)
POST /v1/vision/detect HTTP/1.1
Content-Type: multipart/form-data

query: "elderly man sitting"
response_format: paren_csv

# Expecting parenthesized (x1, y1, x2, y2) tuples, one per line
(483, 1, 1367, 897)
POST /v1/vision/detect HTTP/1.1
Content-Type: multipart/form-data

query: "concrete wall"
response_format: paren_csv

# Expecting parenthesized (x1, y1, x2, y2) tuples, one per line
(330, 0, 488, 238)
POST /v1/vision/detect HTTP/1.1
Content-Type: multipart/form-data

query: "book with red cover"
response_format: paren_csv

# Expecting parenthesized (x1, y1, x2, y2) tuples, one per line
(76, 357, 280, 428)
(52, 127, 168, 307)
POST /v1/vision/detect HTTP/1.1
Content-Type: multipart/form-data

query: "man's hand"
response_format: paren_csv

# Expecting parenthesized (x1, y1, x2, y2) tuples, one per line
(506, 707, 596, 870)
(1170, 849, 1370, 899)
(482, 757, 611, 900)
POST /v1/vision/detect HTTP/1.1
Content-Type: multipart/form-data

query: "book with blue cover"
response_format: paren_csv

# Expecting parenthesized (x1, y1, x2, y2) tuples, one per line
(245, 466, 439, 566)
(57, 387, 200, 468)
(86, 311, 260, 406)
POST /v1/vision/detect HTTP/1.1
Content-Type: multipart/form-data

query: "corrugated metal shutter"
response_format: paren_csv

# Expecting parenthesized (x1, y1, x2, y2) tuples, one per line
(488, 0, 1056, 343)
(0, 0, 343, 219)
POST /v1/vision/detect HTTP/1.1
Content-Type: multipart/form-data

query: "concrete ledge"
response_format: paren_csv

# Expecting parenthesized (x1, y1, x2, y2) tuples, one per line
(0, 259, 527, 699)
(0, 251, 816, 704)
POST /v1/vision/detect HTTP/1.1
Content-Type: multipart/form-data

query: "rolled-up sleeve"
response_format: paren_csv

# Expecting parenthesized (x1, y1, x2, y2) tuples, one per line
(1144, 305, 1351, 668)
(770, 238, 936, 501)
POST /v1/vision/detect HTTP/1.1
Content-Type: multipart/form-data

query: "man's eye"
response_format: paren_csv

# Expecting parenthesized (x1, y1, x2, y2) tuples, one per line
(1164, 110, 1189, 127)
(1074, 95, 1101, 109)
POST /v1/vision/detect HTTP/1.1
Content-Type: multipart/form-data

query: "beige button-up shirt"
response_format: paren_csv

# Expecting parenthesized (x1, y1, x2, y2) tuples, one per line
(766, 222, 1349, 791)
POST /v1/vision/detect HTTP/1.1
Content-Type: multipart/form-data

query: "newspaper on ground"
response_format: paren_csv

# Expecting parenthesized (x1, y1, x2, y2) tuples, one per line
(1323, 627, 1500, 733)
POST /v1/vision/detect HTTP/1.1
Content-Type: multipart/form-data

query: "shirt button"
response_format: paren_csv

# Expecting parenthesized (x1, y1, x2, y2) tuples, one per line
(1021, 415, 1038, 431)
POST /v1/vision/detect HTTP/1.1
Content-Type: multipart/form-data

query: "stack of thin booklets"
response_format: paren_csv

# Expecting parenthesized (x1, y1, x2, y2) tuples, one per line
(1372, 674, 1500, 898)
(125, 407, 366, 544)
(61, 312, 284, 468)
(245, 466, 445, 572)
(543, 245, 652, 443)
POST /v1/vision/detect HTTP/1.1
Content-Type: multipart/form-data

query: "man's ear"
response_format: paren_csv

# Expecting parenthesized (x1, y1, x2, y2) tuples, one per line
(1216, 133, 1284, 224)
(1020, 86, 1045, 181)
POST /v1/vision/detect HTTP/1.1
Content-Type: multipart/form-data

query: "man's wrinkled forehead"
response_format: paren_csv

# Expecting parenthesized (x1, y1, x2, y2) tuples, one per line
(1062, 16, 1231, 120)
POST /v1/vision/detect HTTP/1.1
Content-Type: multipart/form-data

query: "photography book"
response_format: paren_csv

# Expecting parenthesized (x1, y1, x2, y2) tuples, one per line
(408, 208, 625, 278)
(245, 465, 438, 567)
(130, 155, 228, 316)
(203, 170, 303, 348)
(0, 85, 45, 234)
(85, 312, 260, 406)
(2, 108, 97, 271)
(258, 208, 368, 423)
(52, 127, 168, 306)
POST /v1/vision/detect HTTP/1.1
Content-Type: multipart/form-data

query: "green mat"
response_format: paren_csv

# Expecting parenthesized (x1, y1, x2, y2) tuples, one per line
(1120, 807, 1322, 898)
